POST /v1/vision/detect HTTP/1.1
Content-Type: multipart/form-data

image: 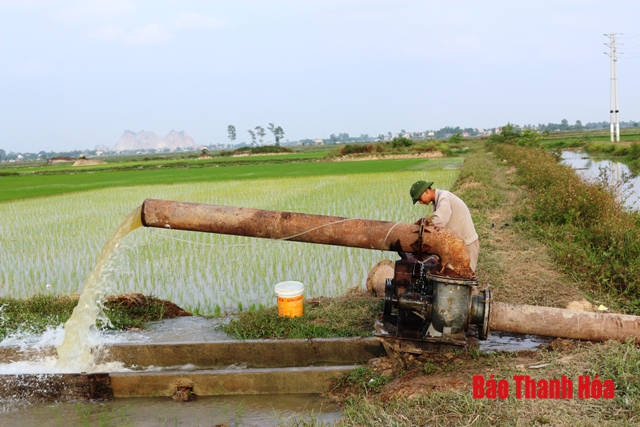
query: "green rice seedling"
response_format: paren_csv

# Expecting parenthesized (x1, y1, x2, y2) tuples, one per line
(0, 169, 459, 314)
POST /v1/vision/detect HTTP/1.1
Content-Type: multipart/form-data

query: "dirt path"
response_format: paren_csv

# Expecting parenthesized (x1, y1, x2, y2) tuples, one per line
(457, 150, 588, 308)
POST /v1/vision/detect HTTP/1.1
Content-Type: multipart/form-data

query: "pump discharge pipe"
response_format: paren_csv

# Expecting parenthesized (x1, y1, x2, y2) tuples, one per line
(140, 198, 474, 277)
(140, 199, 640, 344)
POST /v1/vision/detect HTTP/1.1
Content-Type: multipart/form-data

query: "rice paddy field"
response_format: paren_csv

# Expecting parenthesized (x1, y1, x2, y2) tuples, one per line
(0, 159, 461, 315)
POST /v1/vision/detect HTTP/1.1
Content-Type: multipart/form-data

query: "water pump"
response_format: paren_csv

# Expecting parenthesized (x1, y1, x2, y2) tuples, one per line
(378, 252, 491, 350)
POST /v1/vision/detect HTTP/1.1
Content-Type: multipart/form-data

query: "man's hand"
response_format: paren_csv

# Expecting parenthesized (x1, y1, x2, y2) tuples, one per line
(414, 217, 432, 226)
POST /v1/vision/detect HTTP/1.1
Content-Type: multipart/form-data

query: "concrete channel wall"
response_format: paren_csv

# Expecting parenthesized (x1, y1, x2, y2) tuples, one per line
(0, 337, 383, 400)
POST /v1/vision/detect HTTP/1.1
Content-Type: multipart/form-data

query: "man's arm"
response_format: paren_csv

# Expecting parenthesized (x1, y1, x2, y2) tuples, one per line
(431, 197, 452, 229)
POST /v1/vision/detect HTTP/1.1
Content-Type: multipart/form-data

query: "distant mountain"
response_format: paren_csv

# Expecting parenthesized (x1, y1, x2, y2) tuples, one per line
(113, 130, 196, 151)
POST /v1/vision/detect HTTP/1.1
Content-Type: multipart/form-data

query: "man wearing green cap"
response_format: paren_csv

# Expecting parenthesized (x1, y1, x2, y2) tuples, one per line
(410, 180, 479, 272)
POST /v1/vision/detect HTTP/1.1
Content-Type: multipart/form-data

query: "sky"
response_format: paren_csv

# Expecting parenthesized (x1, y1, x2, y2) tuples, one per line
(1, 0, 639, 153)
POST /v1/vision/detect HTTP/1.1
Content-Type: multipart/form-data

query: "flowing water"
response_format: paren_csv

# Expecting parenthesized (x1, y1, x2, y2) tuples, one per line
(55, 206, 143, 372)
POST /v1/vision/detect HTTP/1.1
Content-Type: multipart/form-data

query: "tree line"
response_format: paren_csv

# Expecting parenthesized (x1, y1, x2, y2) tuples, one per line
(227, 123, 285, 146)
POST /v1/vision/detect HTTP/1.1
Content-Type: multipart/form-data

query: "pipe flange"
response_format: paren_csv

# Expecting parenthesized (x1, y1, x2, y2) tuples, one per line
(478, 289, 491, 340)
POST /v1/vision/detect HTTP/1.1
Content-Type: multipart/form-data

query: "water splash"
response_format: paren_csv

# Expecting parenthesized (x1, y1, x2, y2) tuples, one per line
(55, 206, 142, 372)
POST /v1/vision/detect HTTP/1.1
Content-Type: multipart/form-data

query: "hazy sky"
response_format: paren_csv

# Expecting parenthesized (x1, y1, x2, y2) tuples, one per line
(1, 0, 639, 153)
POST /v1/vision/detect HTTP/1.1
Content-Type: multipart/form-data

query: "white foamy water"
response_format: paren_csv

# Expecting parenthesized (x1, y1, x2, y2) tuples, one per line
(0, 357, 130, 374)
(0, 324, 146, 374)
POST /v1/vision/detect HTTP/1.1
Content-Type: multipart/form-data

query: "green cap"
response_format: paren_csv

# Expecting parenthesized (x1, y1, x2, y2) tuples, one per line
(410, 180, 433, 204)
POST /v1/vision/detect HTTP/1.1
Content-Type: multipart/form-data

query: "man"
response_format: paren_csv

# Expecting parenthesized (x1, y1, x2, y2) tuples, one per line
(410, 180, 479, 272)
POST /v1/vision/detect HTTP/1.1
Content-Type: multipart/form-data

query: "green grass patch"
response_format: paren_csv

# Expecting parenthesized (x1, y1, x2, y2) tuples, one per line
(0, 295, 77, 340)
(330, 366, 393, 396)
(220, 292, 382, 339)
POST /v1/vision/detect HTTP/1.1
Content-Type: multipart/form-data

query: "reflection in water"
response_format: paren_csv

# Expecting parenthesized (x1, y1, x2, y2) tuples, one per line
(560, 151, 639, 209)
(479, 331, 551, 352)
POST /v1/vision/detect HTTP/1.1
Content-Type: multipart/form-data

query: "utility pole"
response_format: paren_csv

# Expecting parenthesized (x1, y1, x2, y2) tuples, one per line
(604, 33, 621, 142)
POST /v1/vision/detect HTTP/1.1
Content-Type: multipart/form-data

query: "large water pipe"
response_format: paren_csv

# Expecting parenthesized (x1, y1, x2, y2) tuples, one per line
(491, 302, 640, 343)
(140, 198, 474, 278)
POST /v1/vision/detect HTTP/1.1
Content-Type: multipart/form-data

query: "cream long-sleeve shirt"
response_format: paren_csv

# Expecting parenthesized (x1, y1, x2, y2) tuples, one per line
(431, 189, 478, 245)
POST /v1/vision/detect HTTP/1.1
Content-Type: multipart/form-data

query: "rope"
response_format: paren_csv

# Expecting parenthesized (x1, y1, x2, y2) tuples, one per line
(382, 221, 402, 248)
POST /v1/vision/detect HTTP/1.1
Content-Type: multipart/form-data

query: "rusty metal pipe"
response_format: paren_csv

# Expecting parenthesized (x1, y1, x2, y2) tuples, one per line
(141, 198, 474, 277)
(490, 301, 640, 343)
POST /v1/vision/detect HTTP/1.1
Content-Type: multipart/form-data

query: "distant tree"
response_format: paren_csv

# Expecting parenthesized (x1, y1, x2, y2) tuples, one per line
(267, 123, 276, 143)
(560, 119, 569, 130)
(201, 148, 209, 156)
(255, 126, 266, 143)
(329, 134, 338, 143)
(391, 136, 413, 148)
(387, 131, 392, 140)
(247, 129, 256, 144)
(338, 133, 350, 142)
(274, 126, 284, 145)
(575, 120, 583, 130)
(0, 149, 5, 162)
(449, 133, 463, 144)
(227, 125, 236, 143)
(267, 123, 285, 146)
(490, 123, 542, 147)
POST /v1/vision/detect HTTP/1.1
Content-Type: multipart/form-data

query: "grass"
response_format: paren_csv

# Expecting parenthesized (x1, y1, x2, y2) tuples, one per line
(0, 157, 434, 203)
(0, 295, 77, 340)
(0, 150, 327, 174)
(329, 366, 393, 396)
(220, 291, 382, 339)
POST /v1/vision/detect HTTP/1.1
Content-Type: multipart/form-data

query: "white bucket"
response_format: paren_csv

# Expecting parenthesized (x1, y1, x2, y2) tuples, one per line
(274, 281, 304, 318)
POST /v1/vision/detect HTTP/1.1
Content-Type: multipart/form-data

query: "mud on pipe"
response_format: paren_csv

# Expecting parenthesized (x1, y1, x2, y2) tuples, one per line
(140, 198, 474, 278)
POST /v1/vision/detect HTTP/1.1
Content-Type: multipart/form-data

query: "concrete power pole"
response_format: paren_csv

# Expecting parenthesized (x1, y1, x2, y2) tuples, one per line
(604, 33, 621, 142)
